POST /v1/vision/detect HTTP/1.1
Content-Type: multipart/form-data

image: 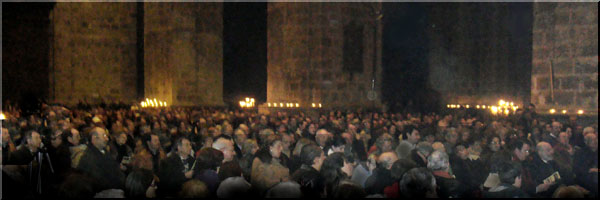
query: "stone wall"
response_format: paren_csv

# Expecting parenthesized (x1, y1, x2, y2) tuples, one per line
(144, 3, 224, 106)
(531, 3, 597, 114)
(50, 3, 138, 105)
(267, 3, 382, 109)
(427, 3, 533, 106)
(49, 2, 224, 106)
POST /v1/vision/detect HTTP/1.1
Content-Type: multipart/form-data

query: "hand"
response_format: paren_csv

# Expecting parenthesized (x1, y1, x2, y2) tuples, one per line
(536, 182, 554, 193)
(185, 170, 193, 179)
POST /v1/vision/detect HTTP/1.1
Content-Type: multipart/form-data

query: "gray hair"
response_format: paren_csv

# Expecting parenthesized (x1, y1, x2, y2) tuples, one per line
(427, 150, 449, 171)
(416, 142, 434, 156)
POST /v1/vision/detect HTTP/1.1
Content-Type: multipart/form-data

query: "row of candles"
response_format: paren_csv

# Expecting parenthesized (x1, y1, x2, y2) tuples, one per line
(448, 99, 585, 115)
(267, 102, 322, 108)
(239, 98, 255, 108)
(140, 98, 168, 108)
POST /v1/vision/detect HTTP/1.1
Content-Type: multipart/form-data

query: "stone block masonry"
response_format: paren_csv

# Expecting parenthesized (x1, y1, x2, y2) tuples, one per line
(531, 3, 598, 114)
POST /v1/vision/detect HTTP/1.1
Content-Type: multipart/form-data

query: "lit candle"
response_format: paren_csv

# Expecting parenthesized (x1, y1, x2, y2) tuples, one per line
(319, 103, 322, 108)
(562, 110, 567, 114)
(268, 103, 271, 107)
(240, 101, 246, 107)
(577, 110, 584, 115)
(296, 103, 299, 107)
(1, 112, 6, 120)
(312, 103, 316, 108)
(465, 105, 470, 109)
(549, 109, 556, 114)
(280, 103, 283, 107)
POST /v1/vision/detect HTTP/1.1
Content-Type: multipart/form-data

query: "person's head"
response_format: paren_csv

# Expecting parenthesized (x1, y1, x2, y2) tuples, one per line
(218, 161, 243, 181)
(405, 126, 421, 144)
(322, 152, 354, 181)
(2, 128, 10, 144)
(24, 130, 42, 151)
(551, 121, 561, 133)
(583, 127, 595, 135)
(375, 134, 393, 154)
(509, 140, 530, 161)
(552, 185, 585, 198)
(196, 147, 224, 171)
(58, 172, 96, 198)
(416, 141, 434, 158)
(391, 159, 418, 180)
(216, 177, 251, 198)
(584, 133, 598, 152)
(51, 129, 63, 148)
(281, 133, 294, 151)
(125, 169, 157, 198)
(178, 180, 209, 198)
(455, 145, 468, 160)
(377, 152, 399, 170)
(131, 149, 154, 171)
(213, 137, 235, 162)
(536, 142, 554, 161)
(432, 142, 445, 153)
(175, 137, 192, 157)
(116, 132, 128, 145)
(332, 180, 367, 198)
(460, 131, 470, 143)
(400, 167, 437, 198)
(90, 127, 109, 150)
(427, 150, 450, 172)
(445, 128, 458, 145)
(488, 136, 501, 152)
(316, 129, 330, 147)
(265, 134, 284, 159)
(265, 181, 302, 198)
(497, 161, 522, 188)
(558, 132, 570, 146)
(241, 139, 259, 156)
(292, 138, 314, 157)
(301, 144, 325, 170)
(234, 128, 246, 143)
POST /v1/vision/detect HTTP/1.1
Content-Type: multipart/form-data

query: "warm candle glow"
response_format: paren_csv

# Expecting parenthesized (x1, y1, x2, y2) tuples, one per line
(504, 109, 509, 115)
(447, 104, 450, 108)
(268, 103, 271, 107)
(312, 103, 316, 108)
(280, 103, 283, 107)
(562, 110, 567, 114)
(491, 106, 498, 115)
(482, 105, 486, 109)
(549, 109, 556, 114)
(318, 103, 322, 108)
(0, 112, 6, 120)
(577, 110, 584, 115)
(465, 105, 470, 109)
(296, 103, 299, 107)
(240, 101, 246, 107)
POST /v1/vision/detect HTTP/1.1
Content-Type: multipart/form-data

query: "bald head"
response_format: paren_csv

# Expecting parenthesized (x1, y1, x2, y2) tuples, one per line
(378, 152, 398, 170)
(536, 142, 554, 161)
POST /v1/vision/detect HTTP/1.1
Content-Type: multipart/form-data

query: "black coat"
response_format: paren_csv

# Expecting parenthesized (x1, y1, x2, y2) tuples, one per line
(364, 167, 395, 195)
(410, 149, 427, 168)
(482, 183, 530, 198)
(77, 144, 125, 191)
(158, 154, 194, 197)
(7, 147, 35, 165)
(526, 153, 567, 198)
(291, 164, 324, 198)
(573, 147, 598, 195)
(433, 171, 468, 198)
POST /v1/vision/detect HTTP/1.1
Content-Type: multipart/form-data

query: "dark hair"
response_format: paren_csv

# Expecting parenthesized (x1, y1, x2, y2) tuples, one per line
(125, 169, 155, 198)
(256, 134, 282, 163)
(23, 130, 37, 145)
(332, 181, 366, 198)
(300, 144, 323, 166)
(196, 147, 224, 171)
(391, 159, 418, 180)
(218, 161, 242, 181)
(400, 167, 436, 198)
(497, 161, 522, 184)
(507, 139, 529, 152)
(174, 136, 189, 152)
(58, 172, 96, 198)
(321, 152, 348, 197)
(402, 125, 418, 140)
(331, 134, 346, 148)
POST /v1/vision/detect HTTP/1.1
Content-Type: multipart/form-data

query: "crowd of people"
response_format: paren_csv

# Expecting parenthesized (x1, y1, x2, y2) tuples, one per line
(1, 101, 597, 198)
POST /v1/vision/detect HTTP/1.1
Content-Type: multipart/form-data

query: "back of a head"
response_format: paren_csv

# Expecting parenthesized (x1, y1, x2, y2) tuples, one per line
(333, 180, 367, 198)
(400, 167, 437, 198)
(300, 144, 323, 166)
(125, 169, 154, 198)
(196, 147, 224, 171)
(391, 158, 418, 180)
(216, 177, 251, 198)
(552, 185, 585, 198)
(497, 161, 521, 185)
(416, 141, 433, 156)
(179, 180, 209, 198)
(265, 181, 302, 198)
(218, 161, 242, 181)
(58, 172, 96, 198)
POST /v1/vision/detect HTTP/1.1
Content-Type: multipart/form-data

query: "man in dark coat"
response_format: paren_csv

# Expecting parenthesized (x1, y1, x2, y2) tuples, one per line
(428, 150, 467, 198)
(410, 142, 433, 168)
(291, 144, 325, 198)
(158, 137, 195, 197)
(365, 152, 397, 195)
(526, 142, 570, 198)
(483, 161, 529, 198)
(77, 127, 126, 191)
(573, 133, 598, 197)
(8, 130, 41, 165)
